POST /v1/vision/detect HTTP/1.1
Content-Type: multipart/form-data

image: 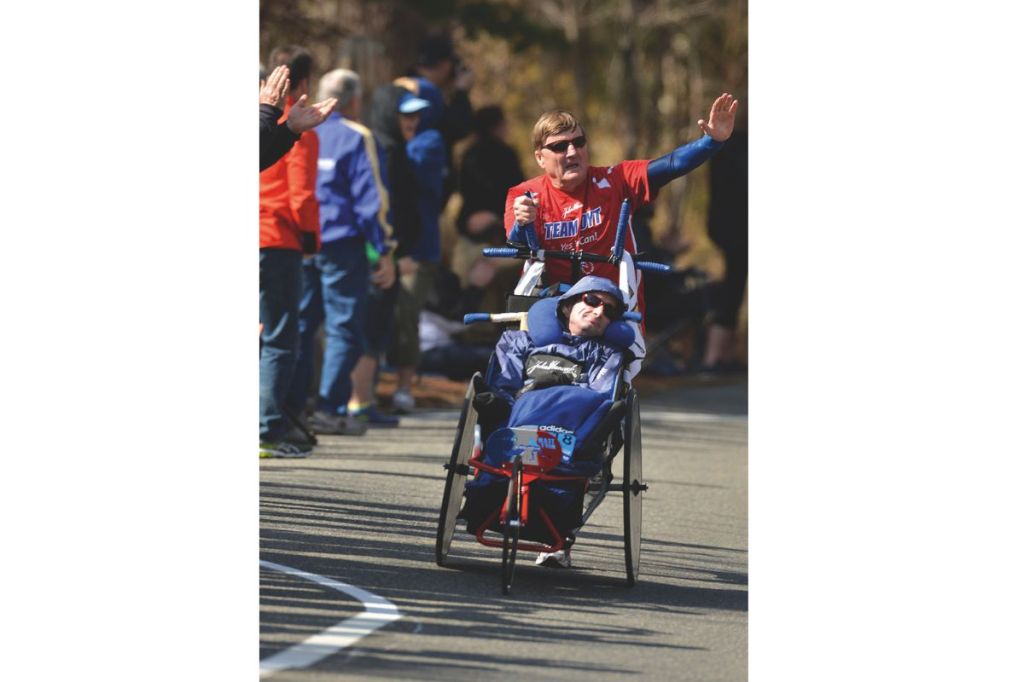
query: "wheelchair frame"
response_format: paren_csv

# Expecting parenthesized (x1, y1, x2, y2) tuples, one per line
(434, 198, 660, 594)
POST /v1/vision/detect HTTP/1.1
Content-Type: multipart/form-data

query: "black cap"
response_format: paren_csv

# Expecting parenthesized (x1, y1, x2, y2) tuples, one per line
(417, 33, 457, 67)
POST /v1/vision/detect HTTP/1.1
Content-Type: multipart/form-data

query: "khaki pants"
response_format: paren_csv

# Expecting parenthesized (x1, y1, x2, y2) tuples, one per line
(388, 261, 438, 368)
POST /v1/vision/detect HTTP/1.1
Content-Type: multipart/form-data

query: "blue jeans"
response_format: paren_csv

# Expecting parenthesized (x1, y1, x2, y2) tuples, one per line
(260, 248, 303, 442)
(286, 238, 369, 415)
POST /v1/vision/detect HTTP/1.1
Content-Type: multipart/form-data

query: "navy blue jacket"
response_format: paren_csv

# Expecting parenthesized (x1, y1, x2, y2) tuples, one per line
(490, 330, 624, 408)
(314, 112, 395, 254)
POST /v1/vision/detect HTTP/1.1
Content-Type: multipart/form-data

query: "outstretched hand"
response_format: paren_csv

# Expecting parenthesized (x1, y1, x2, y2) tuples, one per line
(259, 65, 290, 107)
(286, 94, 337, 135)
(371, 254, 396, 290)
(698, 92, 739, 142)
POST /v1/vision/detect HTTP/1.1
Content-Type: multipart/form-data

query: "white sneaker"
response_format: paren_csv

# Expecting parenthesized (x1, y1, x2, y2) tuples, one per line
(392, 389, 415, 414)
(535, 549, 571, 568)
(260, 441, 313, 459)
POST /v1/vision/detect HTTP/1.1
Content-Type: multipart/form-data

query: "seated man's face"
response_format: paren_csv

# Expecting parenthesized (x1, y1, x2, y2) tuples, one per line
(566, 290, 621, 337)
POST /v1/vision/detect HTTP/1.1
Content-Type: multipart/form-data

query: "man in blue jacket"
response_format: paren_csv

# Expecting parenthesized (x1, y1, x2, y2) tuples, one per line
(489, 276, 627, 406)
(286, 68, 397, 436)
(467, 275, 632, 568)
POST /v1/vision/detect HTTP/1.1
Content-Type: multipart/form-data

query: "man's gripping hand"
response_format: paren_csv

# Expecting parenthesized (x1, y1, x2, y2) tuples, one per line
(512, 194, 539, 225)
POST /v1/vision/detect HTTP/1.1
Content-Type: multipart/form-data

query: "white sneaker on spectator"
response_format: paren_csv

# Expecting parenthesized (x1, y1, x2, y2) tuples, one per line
(392, 389, 415, 414)
(260, 441, 312, 459)
(535, 549, 571, 568)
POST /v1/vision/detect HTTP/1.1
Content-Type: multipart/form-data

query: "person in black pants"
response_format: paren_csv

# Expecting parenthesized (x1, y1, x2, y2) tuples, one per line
(702, 130, 748, 371)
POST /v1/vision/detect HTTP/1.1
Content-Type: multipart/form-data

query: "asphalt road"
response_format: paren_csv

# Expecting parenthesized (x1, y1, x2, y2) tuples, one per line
(260, 379, 747, 681)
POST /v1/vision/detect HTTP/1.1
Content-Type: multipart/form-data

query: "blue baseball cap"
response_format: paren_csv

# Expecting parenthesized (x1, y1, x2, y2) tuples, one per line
(398, 92, 430, 114)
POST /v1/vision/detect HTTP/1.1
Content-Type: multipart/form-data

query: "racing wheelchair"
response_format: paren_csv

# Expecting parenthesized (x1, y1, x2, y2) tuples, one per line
(434, 198, 670, 594)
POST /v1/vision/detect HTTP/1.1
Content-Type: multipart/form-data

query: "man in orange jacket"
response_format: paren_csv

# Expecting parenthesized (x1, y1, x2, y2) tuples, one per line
(260, 45, 322, 459)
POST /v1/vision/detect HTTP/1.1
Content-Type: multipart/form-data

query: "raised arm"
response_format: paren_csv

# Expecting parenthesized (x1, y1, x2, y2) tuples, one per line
(286, 94, 337, 135)
(647, 93, 739, 191)
(698, 92, 738, 142)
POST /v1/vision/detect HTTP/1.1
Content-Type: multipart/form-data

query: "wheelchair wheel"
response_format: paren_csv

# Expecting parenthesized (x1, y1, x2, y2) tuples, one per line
(436, 373, 481, 566)
(623, 389, 644, 586)
(501, 455, 523, 595)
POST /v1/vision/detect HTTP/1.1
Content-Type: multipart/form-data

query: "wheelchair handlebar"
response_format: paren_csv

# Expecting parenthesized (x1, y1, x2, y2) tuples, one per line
(464, 312, 528, 326)
(635, 260, 673, 273)
(612, 198, 630, 262)
(467, 309, 640, 324)
(484, 247, 675, 275)
(482, 247, 519, 258)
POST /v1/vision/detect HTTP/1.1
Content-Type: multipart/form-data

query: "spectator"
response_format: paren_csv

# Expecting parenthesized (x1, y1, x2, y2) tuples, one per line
(260, 46, 322, 459)
(348, 84, 428, 420)
(457, 105, 524, 245)
(621, 204, 712, 375)
(701, 129, 748, 373)
(400, 32, 474, 204)
(418, 261, 500, 381)
(366, 84, 423, 270)
(284, 68, 397, 436)
(346, 242, 401, 427)
(388, 92, 447, 413)
(260, 65, 336, 171)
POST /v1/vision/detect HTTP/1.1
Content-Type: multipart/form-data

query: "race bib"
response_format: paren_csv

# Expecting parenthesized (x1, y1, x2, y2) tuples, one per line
(511, 425, 577, 467)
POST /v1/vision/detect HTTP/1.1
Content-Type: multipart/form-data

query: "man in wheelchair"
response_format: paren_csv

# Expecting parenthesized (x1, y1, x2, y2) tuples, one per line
(461, 275, 636, 568)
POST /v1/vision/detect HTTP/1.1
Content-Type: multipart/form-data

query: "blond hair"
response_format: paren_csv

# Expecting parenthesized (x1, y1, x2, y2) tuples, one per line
(532, 110, 585, 150)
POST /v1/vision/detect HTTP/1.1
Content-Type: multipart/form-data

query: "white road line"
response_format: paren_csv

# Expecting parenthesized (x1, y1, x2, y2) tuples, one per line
(259, 560, 403, 678)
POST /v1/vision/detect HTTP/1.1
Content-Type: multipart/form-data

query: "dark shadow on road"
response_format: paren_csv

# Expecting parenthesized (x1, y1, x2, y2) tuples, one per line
(643, 378, 747, 416)
(260, 482, 745, 678)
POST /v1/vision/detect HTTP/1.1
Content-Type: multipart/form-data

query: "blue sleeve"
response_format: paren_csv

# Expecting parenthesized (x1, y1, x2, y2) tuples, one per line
(647, 134, 724, 191)
(349, 133, 394, 255)
(407, 130, 447, 196)
(490, 331, 530, 405)
(507, 222, 529, 246)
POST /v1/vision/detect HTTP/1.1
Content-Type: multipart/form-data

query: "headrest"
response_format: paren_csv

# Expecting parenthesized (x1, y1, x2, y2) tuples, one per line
(525, 297, 564, 347)
(526, 296, 635, 351)
(602, 320, 636, 350)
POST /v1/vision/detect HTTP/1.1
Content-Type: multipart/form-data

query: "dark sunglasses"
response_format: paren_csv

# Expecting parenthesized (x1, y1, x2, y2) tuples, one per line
(542, 135, 587, 153)
(581, 292, 622, 320)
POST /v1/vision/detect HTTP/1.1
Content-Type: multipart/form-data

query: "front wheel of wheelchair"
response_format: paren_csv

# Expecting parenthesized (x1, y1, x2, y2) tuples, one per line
(623, 389, 644, 586)
(436, 373, 481, 566)
(501, 455, 523, 595)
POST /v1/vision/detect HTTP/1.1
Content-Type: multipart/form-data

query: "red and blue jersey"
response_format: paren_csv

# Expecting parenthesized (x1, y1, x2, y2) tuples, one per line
(504, 160, 653, 312)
